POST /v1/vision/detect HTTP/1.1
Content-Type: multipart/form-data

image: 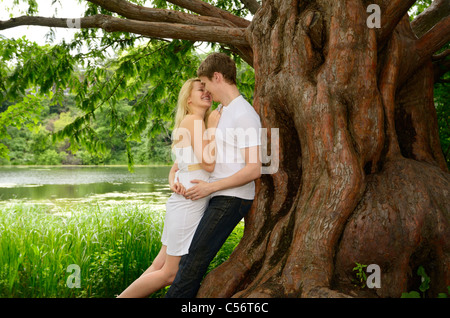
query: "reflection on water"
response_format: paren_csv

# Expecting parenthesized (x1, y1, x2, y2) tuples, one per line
(0, 166, 173, 211)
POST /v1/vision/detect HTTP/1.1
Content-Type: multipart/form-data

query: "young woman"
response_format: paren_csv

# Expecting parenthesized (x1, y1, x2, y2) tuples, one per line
(117, 78, 220, 298)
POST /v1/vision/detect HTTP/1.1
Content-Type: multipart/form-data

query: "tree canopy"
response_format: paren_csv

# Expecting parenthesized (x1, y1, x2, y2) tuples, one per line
(0, 0, 257, 170)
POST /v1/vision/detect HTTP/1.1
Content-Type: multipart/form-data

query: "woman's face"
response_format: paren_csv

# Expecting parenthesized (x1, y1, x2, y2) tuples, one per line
(189, 81, 212, 109)
(199, 75, 219, 103)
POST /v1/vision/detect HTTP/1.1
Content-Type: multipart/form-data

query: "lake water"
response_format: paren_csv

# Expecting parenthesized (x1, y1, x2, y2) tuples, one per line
(0, 166, 172, 211)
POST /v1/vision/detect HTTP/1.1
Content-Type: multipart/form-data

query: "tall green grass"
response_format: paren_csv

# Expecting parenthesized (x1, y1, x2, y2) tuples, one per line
(0, 203, 244, 298)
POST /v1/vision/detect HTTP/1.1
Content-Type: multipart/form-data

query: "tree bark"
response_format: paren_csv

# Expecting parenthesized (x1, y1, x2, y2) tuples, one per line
(240, 0, 261, 15)
(197, 0, 450, 298)
(86, 0, 237, 27)
(166, 0, 251, 27)
(411, 0, 450, 38)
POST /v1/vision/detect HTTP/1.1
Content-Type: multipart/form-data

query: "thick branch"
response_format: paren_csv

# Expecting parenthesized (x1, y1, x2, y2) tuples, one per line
(86, 0, 235, 27)
(377, 0, 416, 48)
(432, 49, 450, 61)
(0, 15, 99, 30)
(415, 16, 450, 65)
(240, 0, 261, 15)
(411, 0, 450, 38)
(0, 15, 249, 47)
(399, 15, 450, 86)
(165, 0, 250, 28)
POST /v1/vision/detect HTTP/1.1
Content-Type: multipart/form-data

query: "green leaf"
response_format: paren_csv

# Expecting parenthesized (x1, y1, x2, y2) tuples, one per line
(401, 291, 421, 298)
(417, 266, 430, 293)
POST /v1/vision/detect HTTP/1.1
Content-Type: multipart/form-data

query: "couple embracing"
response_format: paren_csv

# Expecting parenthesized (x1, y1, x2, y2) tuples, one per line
(118, 53, 261, 298)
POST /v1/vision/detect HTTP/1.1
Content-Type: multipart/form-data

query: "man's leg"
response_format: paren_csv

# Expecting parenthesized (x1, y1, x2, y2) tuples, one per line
(165, 196, 253, 298)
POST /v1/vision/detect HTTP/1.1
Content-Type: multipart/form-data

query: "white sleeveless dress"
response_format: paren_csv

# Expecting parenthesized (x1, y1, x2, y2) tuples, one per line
(161, 146, 210, 256)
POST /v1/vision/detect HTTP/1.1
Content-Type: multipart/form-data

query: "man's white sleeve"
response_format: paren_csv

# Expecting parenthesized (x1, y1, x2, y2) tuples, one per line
(235, 113, 262, 149)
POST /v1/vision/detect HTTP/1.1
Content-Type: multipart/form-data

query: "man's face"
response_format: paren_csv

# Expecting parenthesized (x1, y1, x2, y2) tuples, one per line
(199, 75, 219, 103)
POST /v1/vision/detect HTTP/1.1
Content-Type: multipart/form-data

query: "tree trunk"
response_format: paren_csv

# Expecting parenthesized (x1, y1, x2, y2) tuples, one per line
(197, 0, 449, 298)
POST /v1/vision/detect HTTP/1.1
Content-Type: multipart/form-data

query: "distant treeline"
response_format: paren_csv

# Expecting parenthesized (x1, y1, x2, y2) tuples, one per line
(0, 94, 172, 166)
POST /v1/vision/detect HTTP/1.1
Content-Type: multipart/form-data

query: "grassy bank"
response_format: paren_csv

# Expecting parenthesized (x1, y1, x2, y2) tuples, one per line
(0, 203, 243, 298)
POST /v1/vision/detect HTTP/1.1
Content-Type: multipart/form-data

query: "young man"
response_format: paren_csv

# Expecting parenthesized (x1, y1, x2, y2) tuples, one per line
(165, 53, 261, 298)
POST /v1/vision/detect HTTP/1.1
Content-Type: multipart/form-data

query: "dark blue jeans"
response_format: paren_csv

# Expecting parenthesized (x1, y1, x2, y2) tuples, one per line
(165, 195, 253, 298)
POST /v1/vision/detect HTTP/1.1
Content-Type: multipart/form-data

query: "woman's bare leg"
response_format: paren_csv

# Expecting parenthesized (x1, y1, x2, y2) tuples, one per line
(117, 251, 181, 298)
(141, 245, 167, 276)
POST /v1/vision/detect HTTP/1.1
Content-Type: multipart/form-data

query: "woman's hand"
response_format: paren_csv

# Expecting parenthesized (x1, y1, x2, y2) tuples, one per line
(170, 178, 186, 196)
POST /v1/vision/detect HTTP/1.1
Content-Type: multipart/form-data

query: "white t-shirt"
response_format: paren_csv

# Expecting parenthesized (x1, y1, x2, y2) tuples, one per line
(210, 95, 261, 200)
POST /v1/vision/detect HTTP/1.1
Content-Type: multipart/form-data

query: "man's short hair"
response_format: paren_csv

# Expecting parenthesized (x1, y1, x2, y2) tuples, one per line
(197, 52, 237, 85)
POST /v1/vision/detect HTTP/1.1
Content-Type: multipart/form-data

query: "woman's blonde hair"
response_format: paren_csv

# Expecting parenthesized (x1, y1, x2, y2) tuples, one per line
(172, 78, 211, 146)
